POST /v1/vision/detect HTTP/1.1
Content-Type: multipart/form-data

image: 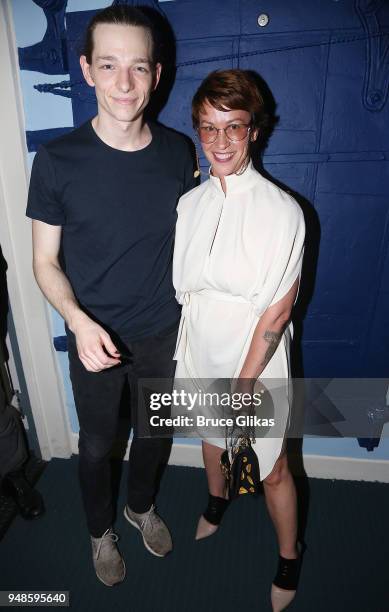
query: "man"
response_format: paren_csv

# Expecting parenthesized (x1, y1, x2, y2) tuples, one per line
(26, 5, 196, 586)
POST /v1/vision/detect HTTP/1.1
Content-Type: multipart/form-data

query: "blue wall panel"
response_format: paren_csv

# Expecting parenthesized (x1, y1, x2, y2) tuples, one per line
(15, 0, 389, 443)
(23, 0, 389, 379)
(239, 33, 329, 156)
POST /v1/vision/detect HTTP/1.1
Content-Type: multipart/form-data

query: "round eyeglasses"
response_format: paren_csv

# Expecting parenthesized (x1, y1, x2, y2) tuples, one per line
(197, 123, 251, 144)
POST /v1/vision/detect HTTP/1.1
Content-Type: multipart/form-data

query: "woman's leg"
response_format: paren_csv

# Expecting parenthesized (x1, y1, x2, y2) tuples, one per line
(202, 441, 227, 497)
(262, 453, 298, 558)
(263, 452, 302, 611)
(196, 441, 229, 539)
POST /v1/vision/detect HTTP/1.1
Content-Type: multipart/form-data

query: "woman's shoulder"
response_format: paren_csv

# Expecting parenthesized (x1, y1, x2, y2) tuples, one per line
(252, 171, 304, 224)
(177, 179, 210, 212)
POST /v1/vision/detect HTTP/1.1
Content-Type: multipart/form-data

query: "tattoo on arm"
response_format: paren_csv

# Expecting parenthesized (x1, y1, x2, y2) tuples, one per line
(261, 330, 282, 367)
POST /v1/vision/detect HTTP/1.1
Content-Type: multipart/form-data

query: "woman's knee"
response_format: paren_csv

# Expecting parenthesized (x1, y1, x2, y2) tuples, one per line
(263, 454, 290, 487)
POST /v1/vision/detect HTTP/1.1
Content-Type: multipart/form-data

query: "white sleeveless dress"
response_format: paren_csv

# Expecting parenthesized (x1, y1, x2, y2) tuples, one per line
(173, 162, 305, 479)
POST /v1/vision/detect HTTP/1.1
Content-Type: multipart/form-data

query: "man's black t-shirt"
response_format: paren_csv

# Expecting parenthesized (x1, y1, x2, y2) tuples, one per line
(26, 120, 197, 340)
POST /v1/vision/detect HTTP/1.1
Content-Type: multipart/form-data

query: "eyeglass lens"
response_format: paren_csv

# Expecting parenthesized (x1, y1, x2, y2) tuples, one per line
(198, 124, 250, 143)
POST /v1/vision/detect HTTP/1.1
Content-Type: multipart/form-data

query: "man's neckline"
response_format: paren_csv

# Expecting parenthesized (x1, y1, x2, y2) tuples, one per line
(88, 119, 156, 154)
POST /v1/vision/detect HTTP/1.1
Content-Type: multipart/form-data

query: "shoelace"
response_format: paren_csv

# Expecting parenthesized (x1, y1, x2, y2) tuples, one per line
(95, 528, 119, 559)
(140, 505, 160, 533)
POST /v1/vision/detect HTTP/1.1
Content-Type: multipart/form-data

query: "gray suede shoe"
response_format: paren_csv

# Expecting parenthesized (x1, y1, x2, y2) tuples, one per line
(124, 504, 172, 557)
(90, 527, 126, 586)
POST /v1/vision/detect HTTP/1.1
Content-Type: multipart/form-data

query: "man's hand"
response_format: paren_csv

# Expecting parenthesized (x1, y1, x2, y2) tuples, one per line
(72, 316, 121, 372)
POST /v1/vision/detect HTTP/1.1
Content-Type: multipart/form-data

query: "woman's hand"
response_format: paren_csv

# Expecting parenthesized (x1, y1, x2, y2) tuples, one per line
(232, 377, 255, 396)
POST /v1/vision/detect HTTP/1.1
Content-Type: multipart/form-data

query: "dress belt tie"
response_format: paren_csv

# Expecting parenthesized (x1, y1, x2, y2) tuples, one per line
(185, 289, 250, 304)
(173, 290, 252, 363)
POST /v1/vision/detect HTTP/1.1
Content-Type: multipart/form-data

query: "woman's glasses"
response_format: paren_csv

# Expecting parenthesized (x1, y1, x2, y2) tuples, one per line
(197, 123, 251, 144)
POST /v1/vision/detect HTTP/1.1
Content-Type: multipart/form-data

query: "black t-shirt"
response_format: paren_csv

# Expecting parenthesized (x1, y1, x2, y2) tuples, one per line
(26, 120, 197, 340)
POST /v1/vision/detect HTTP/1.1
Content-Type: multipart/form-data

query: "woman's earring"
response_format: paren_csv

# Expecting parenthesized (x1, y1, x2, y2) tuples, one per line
(194, 148, 201, 178)
(251, 129, 259, 143)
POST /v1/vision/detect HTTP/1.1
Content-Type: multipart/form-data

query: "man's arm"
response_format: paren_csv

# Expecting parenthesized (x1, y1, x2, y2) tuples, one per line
(32, 220, 121, 372)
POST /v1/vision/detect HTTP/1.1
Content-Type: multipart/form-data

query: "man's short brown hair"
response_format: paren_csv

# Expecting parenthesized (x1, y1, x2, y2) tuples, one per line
(82, 5, 159, 66)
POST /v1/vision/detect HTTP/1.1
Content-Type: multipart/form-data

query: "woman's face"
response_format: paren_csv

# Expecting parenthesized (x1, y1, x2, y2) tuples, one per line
(198, 102, 257, 179)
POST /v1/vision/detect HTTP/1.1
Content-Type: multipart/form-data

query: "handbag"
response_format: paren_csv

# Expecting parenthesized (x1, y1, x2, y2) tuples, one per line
(219, 381, 263, 499)
(220, 421, 261, 499)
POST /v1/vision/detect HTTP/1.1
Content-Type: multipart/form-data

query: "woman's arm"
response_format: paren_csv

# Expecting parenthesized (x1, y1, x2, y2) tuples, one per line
(238, 278, 299, 382)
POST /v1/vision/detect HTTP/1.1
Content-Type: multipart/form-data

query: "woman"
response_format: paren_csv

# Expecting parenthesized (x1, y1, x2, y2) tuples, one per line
(173, 69, 305, 611)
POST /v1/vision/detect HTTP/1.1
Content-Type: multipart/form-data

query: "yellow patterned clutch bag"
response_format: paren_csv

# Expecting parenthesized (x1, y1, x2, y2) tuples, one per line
(220, 437, 261, 500)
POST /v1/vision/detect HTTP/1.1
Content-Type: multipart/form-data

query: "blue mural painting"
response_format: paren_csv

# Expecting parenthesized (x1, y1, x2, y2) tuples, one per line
(18, 0, 69, 74)
(15, 0, 389, 450)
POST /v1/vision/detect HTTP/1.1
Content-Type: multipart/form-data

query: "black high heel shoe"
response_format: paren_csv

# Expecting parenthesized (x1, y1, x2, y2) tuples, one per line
(195, 494, 230, 540)
(271, 542, 305, 611)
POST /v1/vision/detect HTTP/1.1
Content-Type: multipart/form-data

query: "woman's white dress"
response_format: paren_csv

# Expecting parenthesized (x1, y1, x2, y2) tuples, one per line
(173, 162, 305, 480)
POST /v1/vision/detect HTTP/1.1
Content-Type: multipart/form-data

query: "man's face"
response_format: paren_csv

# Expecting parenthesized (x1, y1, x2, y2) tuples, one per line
(80, 23, 161, 125)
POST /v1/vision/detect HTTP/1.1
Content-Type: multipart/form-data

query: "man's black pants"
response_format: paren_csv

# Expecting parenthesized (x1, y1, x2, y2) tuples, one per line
(67, 323, 177, 538)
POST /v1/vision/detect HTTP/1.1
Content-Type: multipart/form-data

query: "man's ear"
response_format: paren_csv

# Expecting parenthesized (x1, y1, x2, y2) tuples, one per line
(80, 55, 95, 87)
(251, 128, 259, 143)
(153, 63, 162, 91)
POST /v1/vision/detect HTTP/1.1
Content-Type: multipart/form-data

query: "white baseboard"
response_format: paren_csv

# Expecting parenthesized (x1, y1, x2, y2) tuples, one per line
(293, 453, 389, 482)
(70, 433, 389, 483)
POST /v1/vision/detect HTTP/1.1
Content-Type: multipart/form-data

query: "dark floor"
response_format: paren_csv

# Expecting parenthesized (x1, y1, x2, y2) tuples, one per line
(0, 457, 388, 612)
